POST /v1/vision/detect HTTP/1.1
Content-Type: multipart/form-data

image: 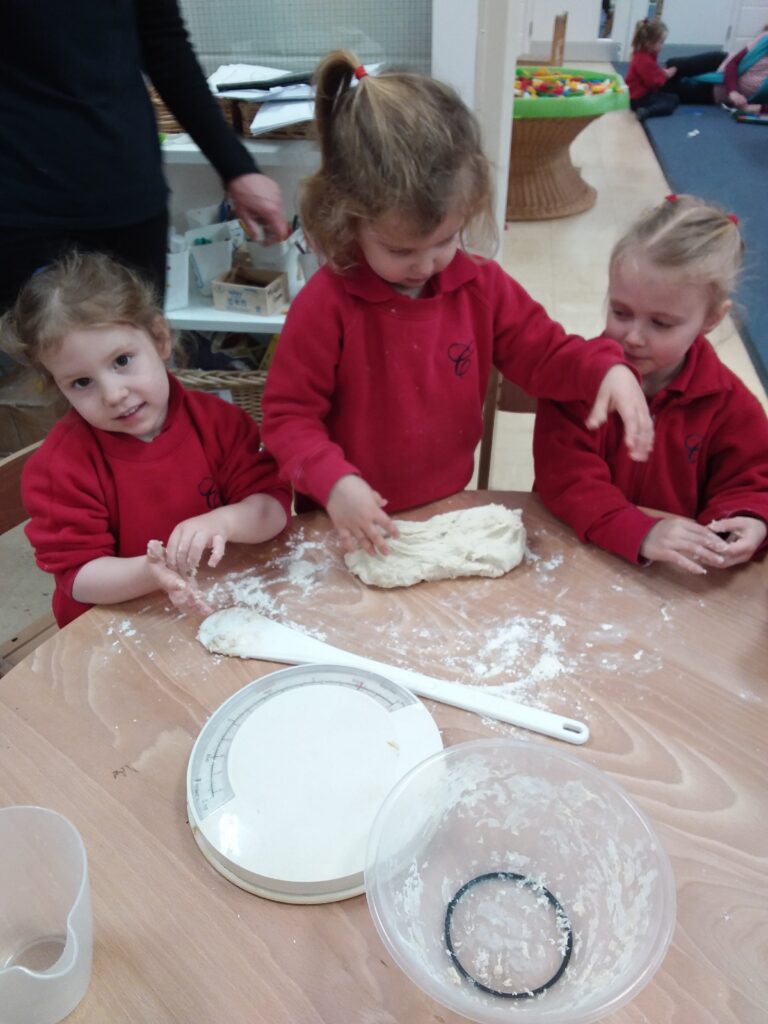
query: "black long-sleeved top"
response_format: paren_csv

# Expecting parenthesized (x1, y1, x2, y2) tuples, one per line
(0, 0, 257, 228)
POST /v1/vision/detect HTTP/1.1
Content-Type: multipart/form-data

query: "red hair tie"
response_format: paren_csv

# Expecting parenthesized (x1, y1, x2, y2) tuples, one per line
(353, 65, 367, 80)
(665, 193, 678, 203)
(727, 212, 739, 225)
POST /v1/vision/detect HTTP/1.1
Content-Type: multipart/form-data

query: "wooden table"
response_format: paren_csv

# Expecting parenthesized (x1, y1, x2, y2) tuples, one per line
(1, 492, 766, 1023)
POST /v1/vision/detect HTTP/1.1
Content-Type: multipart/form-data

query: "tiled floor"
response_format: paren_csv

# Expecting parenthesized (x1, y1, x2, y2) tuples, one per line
(2, 92, 766, 645)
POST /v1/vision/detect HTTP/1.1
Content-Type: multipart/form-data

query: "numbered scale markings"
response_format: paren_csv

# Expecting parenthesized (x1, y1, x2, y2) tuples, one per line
(187, 664, 442, 903)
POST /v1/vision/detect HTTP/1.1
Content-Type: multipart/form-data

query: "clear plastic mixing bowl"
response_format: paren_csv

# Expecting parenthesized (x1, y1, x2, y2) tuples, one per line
(365, 738, 675, 1023)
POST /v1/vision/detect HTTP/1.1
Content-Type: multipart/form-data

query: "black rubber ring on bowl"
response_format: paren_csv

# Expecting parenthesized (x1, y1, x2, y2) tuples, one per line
(444, 871, 573, 1000)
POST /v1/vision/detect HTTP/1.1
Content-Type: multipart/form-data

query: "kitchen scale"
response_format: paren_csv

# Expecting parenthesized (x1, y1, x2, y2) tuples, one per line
(186, 663, 443, 903)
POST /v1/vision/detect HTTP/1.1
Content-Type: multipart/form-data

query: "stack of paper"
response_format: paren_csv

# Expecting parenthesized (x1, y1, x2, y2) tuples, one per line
(208, 62, 381, 137)
(208, 63, 314, 136)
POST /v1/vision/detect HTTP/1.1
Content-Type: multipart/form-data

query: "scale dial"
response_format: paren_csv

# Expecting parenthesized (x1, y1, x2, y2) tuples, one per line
(187, 663, 443, 903)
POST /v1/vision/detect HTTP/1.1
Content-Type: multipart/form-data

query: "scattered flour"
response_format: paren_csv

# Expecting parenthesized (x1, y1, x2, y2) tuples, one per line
(133, 517, 675, 724)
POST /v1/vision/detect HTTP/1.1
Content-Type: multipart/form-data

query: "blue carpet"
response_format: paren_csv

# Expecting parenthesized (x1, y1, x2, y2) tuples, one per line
(643, 106, 768, 391)
(614, 63, 768, 390)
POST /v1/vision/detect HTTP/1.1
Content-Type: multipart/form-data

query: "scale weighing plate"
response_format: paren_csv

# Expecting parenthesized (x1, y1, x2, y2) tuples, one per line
(187, 663, 443, 903)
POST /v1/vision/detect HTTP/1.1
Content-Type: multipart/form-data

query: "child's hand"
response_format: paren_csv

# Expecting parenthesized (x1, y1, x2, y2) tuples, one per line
(327, 475, 399, 555)
(585, 365, 654, 461)
(640, 517, 731, 574)
(165, 511, 229, 576)
(708, 517, 767, 567)
(665, 65, 677, 79)
(146, 540, 213, 615)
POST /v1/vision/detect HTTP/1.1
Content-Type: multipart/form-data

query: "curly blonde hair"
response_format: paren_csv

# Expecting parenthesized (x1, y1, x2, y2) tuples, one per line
(301, 50, 496, 270)
(0, 250, 164, 380)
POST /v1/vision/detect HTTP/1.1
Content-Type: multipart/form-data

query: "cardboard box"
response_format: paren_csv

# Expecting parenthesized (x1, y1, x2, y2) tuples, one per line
(244, 228, 303, 299)
(211, 267, 289, 316)
(0, 370, 68, 454)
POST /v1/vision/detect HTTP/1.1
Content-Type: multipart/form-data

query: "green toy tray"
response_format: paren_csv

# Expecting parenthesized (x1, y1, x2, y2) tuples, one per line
(514, 66, 629, 120)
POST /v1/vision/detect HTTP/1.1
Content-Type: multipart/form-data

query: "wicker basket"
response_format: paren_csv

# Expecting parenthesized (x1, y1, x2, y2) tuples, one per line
(236, 100, 314, 140)
(506, 116, 598, 221)
(148, 85, 237, 135)
(173, 369, 268, 421)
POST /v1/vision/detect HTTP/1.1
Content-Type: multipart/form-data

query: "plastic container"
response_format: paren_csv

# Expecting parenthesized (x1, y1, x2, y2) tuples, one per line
(0, 806, 92, 1024)
(365, 739, 676, 1023)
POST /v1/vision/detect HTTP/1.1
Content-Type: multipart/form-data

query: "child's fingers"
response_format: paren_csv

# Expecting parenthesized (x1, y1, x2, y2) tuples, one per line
(184, 531, 213, 573)
(359, 532, 379, 556)
(168, 585, 213, 617)
(336, 526, 358, 554)
(207, 534, 227, 567)
(366, 524, 390, 556)
(707, 518, 738, 535)
(371, 493, 399, 541)
(625, 414, 654, 462)
(672, 553, 708, 575)
(680, 524, 729, 561)
(584, 394, 608, 429)
(146, 539, 166, 564)
(692, 544, 726, 568)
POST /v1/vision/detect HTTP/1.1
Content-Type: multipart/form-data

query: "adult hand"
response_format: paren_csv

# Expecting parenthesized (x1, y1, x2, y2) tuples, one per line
(227, 172, 290, 243)
(640, 517, 730, 574)
(585, 365, 654, 461)
(146, 540, 213, 615)
(707, 516, 767, 567)
(327, 475, 399, 555)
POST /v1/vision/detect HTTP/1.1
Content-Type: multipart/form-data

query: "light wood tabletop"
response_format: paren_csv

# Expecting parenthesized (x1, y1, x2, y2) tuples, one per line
(1, 491, 766, 1024)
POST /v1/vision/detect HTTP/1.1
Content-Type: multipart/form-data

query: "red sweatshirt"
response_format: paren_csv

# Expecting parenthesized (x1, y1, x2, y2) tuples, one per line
(627, 50, 668, 101)
(261, 251, 630, 513)
(23, 375, 291, 626)
(533, 336, 768, 564)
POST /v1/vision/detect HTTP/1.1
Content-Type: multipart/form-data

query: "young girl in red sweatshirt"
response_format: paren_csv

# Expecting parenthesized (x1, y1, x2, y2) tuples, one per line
(261, 50, 654, 557)
(534, 195, 768, 574)
(626, 17, 679, 121)
(1, 252, 290, 625)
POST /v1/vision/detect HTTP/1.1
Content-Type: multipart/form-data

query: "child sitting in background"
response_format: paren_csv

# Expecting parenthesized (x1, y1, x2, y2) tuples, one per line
(0, 252, 289, 625)
(534, 195, 768, 574)
(261, 50, 653, 556)
(626, 17, 679, 121)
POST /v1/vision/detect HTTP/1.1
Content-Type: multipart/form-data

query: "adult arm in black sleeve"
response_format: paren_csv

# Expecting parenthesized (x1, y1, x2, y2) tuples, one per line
(135, 0, 289, 240)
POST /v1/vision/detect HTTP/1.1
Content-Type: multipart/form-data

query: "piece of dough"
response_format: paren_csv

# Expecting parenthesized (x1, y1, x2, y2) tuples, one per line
(344, 503, 525, 588)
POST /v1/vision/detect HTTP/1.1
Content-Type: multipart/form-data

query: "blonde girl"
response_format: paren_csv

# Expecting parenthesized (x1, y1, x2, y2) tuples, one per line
(534, 195, 768, 573)
(261, 50, 653, 555)
(1, 251, 289, 625)
(626, 17, 678, 121)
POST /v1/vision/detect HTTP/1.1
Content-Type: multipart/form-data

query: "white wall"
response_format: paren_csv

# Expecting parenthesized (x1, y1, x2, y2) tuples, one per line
(523, 0, 620, 60)
(433, 0, 522, 239)
(524, 0, 602, 45)
(731, 0, 768, 50)
(660, 0, 740, 50)
(527, 0, 768, 59)
(180, 0, 432, 74)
